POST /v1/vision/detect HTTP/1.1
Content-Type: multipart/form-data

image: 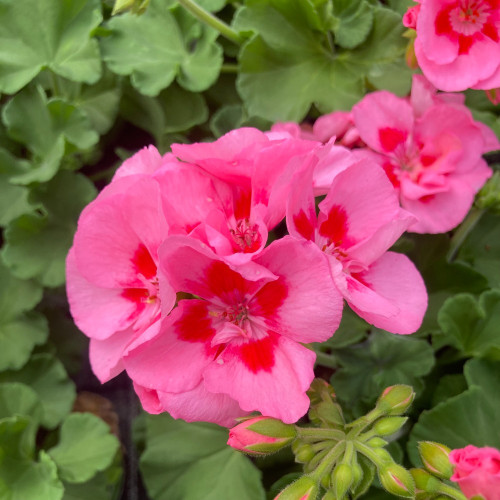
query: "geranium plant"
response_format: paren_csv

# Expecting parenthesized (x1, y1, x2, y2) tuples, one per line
(0, 0, 499, 499)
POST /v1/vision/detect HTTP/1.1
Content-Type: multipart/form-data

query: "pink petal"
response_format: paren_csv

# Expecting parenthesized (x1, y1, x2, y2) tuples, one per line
(112, 146, 164, 180)
(403, 178, 479, 233)
(345, 252, 428, 334)
(159, 236, 275, 303)
(203, 333, 316, 423)
(352, 92, 414, 154)
(253, 237, 343, 344)
(318, 161, 402, 249)
(124, 300, 217, 393)
(89, 327, 139, 383)
(66, 249, 140, 340)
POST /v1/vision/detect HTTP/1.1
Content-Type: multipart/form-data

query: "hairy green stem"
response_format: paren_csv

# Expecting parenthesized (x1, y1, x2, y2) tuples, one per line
(220, 63, 239, 73)
(447, 207, 484, 262)
(437, 483, 469, 500)
(296, 427, 345, 442)
(176, 0, 243, 45)
(315, 350, 338, 368)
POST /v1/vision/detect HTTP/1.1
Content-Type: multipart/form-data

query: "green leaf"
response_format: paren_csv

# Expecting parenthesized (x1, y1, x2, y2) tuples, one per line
(464, 358, 500, 403)
(367, 60, 412, 95)
(0, 262, 45, 370)
(0, 313, 48, 372)
(0, 0, 102, 94)
(321, 307, 369, 349)
(101, 0, 223, 96)
(0, 149, 31, 227)
(331, 0, 374, 49)
(62, 466, 123, 500)
(437, 289, 500, 357)
(0, 354, 76, 429)
(330, 330, 435, 413)
(0, 383, 42, 423)
(2, 86, 99, 184)
(458, 213, 500, 288)
(120, 83, 208, 148)
(408, 386, 500, 466)
(140, 414, 265, 500)
(431, 374, 467, 406)
(2, 171, 96, 287)
(48, 413, 119, 483)
(0, 417, 64, 500)
(234, 0, 365, 121)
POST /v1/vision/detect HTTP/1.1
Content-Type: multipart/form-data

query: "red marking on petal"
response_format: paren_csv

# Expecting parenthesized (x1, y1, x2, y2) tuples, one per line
(379, 128, 407, 152)
(132, 244, 157, 280)
(176, 301, 215, 343)
(234, 188, 252, 220)
(420, 194, 435, 204)
(435, 6, 454, 36)
(206, 260, 248, 301)
(293, 210, 315, 241)
(458, 34, 474, 54)
(319, 205, 349, 245)
(382, 161, 400, 188)
(252, 279, 288, 320)
(122, 288, 149, 303)
(420, 155, 436, 167)
(351, 272, 371, 289)
(484, 0, 500, 9)
(238, 334, 277, 373)
(483, 22, 499, 42)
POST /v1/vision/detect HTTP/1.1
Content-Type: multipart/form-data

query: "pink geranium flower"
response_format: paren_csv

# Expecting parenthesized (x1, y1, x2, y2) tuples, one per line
(352, 76, 496, 233)
(124, 236, 343, 425)
(171, 128, 319, 263)
(450, 445, 500, 500)
(287, 158, 427, 334)
(405, 0, 500, 91)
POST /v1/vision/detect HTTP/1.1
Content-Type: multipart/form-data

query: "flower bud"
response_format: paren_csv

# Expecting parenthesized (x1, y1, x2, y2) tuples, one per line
(112, 0, 149, 15)
(309, 399, 344, 428)
(275, 476, 319, 500)
(379, 464, 416, 498)
(331, 463, 353, 499)
(369, 447, 394, 467)
(350, 462, 363, 492)
(228, 416, 296, 456)
(366, 437, 388, 448)
(418, 441, 453, 480)
(321, 491, 336, 500)
(373, 417, 408, 437)
(486, 88, 500, 106)
(476, 172, 500, 215)
(376, 385, 415, 416)
(294, 443, 316, 464)
(410, 468, 441, 493)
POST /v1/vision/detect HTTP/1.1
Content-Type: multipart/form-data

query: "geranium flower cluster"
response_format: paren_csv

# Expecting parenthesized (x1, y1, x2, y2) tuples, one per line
(403, 0, 500, 92)
(67, 127, 428, 427)
(273, 75, 498, 233)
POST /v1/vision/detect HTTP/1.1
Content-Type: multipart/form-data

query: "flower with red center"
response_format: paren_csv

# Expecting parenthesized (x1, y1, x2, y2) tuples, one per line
(287, 157, 427, 334)
(123, 236, 343, 425)
(351, 76, 497, 233)
(171, 128, 320, 264)
(405, 0, 500, 91)
(450, 445, 500, 500)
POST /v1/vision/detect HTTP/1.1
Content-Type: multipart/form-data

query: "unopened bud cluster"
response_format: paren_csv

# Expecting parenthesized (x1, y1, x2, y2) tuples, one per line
(228, 380, 420, 499)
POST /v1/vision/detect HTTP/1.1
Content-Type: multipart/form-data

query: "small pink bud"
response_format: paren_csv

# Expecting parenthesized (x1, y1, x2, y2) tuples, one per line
(418, 442, 453, 480)
(275, 476, 318, 500)
(228, 416, 296, 456)
(379, 464, 416, 498)
(377, 385, 415, 416)
(402, 4, 420, 29)
(486, 89, 500, 106)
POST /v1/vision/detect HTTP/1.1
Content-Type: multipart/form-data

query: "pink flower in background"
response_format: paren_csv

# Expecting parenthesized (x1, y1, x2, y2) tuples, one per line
(450, 445, 500, 500)
(271, 111, 363, 148)
(405, 0, 500, 91)
(352, 76, 496, 233)
(124, 236, 343, 425)
(287, 159, 427, 334)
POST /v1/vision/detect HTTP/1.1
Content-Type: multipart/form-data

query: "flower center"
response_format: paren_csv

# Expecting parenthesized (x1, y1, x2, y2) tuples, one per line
(230, 218, 261, 253)
(450, 0, 490, 35)
(223, 302, 250, 326)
